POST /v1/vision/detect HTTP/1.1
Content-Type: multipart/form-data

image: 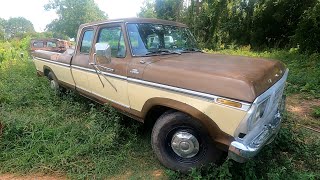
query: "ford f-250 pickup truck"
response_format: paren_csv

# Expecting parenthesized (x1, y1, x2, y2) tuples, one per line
(32, 18, 288, 172)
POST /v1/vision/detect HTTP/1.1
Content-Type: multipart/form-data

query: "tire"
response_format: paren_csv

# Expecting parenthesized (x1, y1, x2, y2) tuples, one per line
(47, 72, 61, 94)
(151, 111, 222, 173)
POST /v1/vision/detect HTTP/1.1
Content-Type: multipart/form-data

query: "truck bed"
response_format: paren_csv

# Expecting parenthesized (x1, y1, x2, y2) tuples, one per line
(33, 49, 74, 64)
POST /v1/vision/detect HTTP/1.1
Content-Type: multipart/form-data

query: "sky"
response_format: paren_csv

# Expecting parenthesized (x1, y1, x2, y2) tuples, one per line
(0, 0, 144, 32)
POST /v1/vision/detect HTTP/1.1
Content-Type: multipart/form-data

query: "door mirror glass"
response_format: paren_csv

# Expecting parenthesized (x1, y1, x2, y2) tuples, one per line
(95, 42, 111, 64)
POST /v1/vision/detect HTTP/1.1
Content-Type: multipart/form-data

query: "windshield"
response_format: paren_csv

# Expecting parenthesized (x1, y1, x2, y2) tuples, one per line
(127, 23, 199, 56)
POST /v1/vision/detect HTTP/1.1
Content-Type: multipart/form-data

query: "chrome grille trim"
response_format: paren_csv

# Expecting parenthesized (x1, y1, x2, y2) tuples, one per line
(234, 69, 289, 137)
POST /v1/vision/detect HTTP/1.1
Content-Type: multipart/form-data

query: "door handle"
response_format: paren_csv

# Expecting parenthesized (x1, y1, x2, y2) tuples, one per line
(104, 67, 114, 72)
(130, 69, 139, 74)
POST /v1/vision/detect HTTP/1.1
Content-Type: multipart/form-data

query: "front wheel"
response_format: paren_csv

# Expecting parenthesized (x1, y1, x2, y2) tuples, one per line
(151, 111, 222, 173)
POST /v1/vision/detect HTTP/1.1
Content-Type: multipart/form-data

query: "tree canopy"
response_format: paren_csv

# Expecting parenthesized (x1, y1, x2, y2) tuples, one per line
(138, 0, 320, 53)
(0, 18, 5, 40)
(138, 0, 157, 18)
(45, 0, 107, 38)
(2, 17, 35, 39)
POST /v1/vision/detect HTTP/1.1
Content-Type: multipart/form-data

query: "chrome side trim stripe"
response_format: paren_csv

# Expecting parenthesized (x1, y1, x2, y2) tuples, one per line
(71, 65, 96, 73)
(128, 78, 217, 100)
(71, 65, 127, 80)
(77, 86, 130, 109)
(34, 57, 251, 111)
(33, 57, 70, 67)
(128, 78, 251, 111)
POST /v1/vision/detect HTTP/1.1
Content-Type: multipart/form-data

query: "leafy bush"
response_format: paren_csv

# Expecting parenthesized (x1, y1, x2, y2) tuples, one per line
(0, 36, 30, 64)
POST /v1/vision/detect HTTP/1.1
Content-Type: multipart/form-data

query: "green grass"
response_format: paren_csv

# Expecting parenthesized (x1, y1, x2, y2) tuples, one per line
(0, 46, 319, 179)
(0, 59, 163, 179)
(312, 106, 320, 118)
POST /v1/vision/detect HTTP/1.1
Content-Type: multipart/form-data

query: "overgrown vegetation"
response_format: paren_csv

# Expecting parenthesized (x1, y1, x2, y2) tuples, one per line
(0, 57, 163, 179)
(0, 39, 319, 179)
(139, 0, 320, 54)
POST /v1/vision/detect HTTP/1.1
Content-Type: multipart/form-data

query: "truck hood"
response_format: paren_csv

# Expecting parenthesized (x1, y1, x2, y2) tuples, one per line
(142, 53, 286, 102)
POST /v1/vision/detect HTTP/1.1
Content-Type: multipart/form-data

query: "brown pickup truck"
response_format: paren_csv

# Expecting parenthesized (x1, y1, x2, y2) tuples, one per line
(30, 38, 70, 53)
(32, 18, 288, 172)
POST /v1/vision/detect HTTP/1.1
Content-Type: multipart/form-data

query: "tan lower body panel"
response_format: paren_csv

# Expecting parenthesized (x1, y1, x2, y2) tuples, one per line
(86, 71, 130, 108)
(71, 68, 89, 92)
(128, 82, 247, 136)
(33, 59, 74, 86)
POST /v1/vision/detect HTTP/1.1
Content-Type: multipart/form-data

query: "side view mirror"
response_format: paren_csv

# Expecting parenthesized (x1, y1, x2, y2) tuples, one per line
(94, 42, 111, 64)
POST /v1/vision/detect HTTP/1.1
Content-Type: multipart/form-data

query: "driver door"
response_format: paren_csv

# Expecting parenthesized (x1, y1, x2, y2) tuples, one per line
(87, 23, 130, 108)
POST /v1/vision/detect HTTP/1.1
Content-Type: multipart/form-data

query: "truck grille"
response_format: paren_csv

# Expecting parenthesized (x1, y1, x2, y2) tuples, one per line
(272, 84, 285, 110)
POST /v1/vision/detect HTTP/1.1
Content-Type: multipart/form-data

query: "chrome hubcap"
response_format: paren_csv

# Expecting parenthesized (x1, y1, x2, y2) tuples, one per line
(50, 80, 57, 90)
(171, 131, 199, 158)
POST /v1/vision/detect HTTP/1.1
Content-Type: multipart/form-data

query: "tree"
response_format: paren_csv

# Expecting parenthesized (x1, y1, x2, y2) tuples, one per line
(0, 18, 5, 40)
(137, 0, 319, 52)
(294, 2, 320, 53)
(155, 0, 184, 21)
(252, 0, 316, 49)
(4, 17, 35, 39)
(138, 0, 157, 18)
(45, 0, 107, 38)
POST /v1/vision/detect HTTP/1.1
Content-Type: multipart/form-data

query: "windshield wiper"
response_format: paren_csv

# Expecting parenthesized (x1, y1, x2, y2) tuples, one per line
(181, 48, 202, 53)
(144, 49, 181, 56)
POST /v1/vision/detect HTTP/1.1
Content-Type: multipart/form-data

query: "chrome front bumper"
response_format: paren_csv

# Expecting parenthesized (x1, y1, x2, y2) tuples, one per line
(228, 111, 281, 162)
(228, 94, 286, 163)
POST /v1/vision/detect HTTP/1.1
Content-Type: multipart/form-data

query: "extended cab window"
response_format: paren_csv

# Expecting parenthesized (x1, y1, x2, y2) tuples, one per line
(80, 30, 94, 53)
(97, 26, 126, 58)
(33, 41, 44, 48)
(47, 41, 57, 48)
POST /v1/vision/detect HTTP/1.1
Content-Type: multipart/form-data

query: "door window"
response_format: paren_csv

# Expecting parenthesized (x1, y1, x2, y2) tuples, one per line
(97, 26, 126, 58)
(80, 30, 94, 53)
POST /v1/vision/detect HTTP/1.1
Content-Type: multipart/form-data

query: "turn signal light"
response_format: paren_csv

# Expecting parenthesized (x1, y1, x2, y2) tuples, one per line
(216, 98, 242, 108)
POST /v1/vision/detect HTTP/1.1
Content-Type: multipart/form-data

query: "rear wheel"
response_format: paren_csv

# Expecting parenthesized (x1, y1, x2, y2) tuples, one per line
(151, 111, 222, 173)
(48, 72, 62, 94)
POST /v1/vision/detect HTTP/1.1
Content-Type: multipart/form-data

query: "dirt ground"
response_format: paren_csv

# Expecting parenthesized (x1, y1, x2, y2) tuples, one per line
(0, 170, 164, 180)
(286, 94, 320, 130)
(0, 94, 318, 180)
(0, 174, 66, 180)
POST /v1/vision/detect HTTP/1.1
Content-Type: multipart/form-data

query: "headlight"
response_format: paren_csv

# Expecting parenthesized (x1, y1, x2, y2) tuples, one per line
(251, 98, 269, 125)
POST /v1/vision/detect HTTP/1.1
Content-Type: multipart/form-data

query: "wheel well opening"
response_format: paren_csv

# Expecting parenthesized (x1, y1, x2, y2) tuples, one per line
(144, 105, 174, 129)
(44, 68, 50, 77)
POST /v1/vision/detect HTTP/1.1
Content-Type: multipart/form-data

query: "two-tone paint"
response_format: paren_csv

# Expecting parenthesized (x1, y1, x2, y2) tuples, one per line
(32, 18, 287, 152)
